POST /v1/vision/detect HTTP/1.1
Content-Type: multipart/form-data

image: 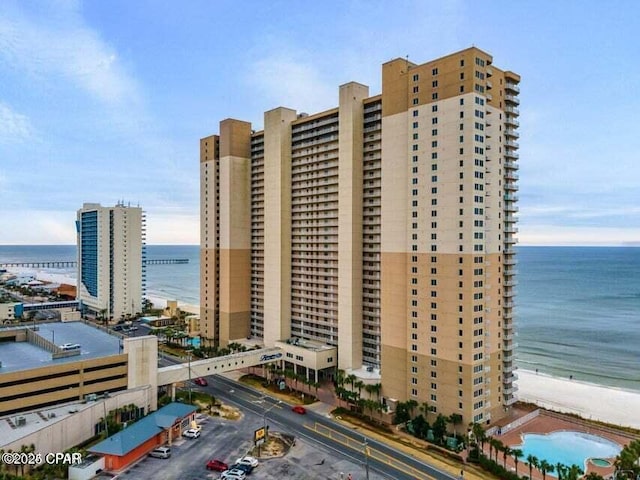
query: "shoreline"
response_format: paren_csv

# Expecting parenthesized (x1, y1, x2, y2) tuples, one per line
(6, 267, 640, 429)
(516, 369, 640, 429)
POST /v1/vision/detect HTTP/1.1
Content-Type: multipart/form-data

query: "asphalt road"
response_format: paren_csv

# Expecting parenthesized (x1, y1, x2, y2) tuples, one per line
(202, 375, 460, 480)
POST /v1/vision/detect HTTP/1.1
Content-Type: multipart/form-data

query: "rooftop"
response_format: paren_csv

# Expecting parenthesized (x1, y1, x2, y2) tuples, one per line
(88, 402, 197, 456)
(278, 338, 336, 352)
(0, 321, 121, 374)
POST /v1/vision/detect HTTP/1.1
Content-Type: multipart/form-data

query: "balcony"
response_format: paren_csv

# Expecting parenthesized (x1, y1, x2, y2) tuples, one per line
(505, 237, 518, 245)
(505, 82, 520, 94)
(505, 116, 520, 128)
(504, 204, 519, 214)
(504, 161, 519, 170)
(504, 301, 516, 309)
(504, 373, 519, 383)
(505, 182, 519, 192)
(505, 94, 520, 105)
(505, 106, 520, 116)
(486, 80, 493, 90)
(504, 150, 519, 160)
(505, 140, 520, 149)
(504, 194, 519, 202)
(503, 385, 519, 395)
(504, 215, 517, 224)
(504, 268, 518, 278)
(503, 353, 514, 363)
(505, 172, 519, 181)
(503, 279, 518, 287)
(505, 128, 520, 139)
(504, 395, 518, 406)
(504, 257, 518, 265)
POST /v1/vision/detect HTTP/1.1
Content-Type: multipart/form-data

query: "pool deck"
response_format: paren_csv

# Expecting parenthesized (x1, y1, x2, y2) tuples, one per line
(489, 409, 637, 478)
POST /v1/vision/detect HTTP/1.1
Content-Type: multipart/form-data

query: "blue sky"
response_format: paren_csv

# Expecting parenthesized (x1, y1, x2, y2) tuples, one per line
(0, 0, 639, 245)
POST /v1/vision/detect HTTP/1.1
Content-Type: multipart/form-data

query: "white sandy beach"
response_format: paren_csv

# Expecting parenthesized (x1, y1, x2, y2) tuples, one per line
(6, 267, 640, 429)
(3, 267, 199, 313)
(517, 369, 640, 429)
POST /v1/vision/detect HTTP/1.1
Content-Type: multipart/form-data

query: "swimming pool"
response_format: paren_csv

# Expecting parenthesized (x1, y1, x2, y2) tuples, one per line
(516, 431, 620, 471)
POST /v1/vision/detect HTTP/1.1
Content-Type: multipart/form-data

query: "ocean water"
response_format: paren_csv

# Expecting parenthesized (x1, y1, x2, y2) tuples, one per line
(1, 245, 638, 391)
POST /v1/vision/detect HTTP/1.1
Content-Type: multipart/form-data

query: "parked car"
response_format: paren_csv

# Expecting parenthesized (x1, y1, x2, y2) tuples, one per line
(194, 377, 208, 386)
(149, 447, 171, 459)
(220, 469, 246, 480)
(182, 428, 201, 439)
(230, 463, 253, 474)
(59, 343, 81, 351)
(206, 459, 228, 471)
(235, 456, 259, 468)
(292, 405, 306, 415)
(112, 325, 123, 331)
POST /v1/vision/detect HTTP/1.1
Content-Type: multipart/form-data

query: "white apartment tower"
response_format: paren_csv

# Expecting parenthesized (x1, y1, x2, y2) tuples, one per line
(76, 202, 146, 321)
(200, 47, 520, 426)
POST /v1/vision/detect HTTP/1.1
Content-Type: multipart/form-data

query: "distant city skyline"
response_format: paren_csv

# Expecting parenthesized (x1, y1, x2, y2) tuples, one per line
(1, 0, 639, 246)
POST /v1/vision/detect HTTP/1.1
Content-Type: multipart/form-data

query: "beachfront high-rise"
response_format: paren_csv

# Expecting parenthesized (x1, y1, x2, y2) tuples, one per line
(200, 47, 519, 425)
(76, 202, 146, 321)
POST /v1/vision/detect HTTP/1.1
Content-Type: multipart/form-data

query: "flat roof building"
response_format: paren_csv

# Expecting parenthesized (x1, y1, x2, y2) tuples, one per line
(0, 322, 158, 416)
(76, 202, 146, 321)
(200, 47, 520, 426)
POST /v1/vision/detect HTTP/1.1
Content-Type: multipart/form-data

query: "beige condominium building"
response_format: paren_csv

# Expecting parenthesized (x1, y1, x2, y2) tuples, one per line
(200, 47, 520, 426)
(77, 202, 145, 321)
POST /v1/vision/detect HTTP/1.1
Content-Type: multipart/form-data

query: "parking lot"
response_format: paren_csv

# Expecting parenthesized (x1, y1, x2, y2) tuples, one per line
(117, 409, 384, 480)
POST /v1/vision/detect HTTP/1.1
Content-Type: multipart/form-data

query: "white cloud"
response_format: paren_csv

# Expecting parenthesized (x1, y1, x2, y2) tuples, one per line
(520, 225, 640, 246)
(0, 102, 33, 143)
(247, 52, 337, 115)
(145, 213, 199, 245)
(0, 3, 139, 106)
(0, 210, 75, 244)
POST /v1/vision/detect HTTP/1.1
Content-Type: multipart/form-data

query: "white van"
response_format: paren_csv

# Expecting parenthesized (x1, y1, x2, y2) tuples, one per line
(59, 343, 81, 351)
(149, 447, 171, 459)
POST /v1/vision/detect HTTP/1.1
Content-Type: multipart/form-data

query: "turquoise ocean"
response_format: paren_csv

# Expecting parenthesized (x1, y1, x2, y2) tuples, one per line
(1, 245, 638, 391)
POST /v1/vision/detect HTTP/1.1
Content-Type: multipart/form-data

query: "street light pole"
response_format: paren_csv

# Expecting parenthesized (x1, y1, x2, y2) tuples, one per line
(187, 350, 192, 404)
(363, 437, 370, 480)
(260, 400, 282, 456)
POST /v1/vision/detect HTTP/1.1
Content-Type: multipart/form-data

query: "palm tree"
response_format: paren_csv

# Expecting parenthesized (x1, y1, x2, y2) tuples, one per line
(345, 374, 357, 390)
(354, 380, 365, 398)
(472, 423, 487, 452)
(556, 463, 567, 480)
(449, 413, 463, 437)
(406, 399, 418, 418)
(566, 464, 583, 480)
(511, 448, 523, 475)
(539, 460, 554, 480)
(493, 438, 504, 463)
(527, 454, 538, 480)
(503, 445, 512, 469)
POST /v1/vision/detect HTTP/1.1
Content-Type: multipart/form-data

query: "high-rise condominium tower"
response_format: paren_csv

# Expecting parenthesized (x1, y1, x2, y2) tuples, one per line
(77, 202, 146, 321)
(200, 47, 519, 425)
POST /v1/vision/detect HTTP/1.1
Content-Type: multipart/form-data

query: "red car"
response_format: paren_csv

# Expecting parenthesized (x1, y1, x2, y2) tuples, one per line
(292, 405, 306, 415)
(194, 377, 208, 386)
(206, 459, 228, 471)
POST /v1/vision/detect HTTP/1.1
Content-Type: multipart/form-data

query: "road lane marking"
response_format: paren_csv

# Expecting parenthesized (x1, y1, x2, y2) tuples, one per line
(305, 423, 435, 480)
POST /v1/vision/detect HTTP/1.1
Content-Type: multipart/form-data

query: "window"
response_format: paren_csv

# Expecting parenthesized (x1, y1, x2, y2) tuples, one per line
(432, 80, 438, 88)
(413, 121, 419, 128)
(413, 86, 419, 93)
(413, 74, 419, 81)
(413, 98, 419, 105)
(432, 104, 438, 112)
(432, 68, 438, 75)
(413, 110, 419, 117)
(432, 93, 438, 100)
(432, 117, 438, 124)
